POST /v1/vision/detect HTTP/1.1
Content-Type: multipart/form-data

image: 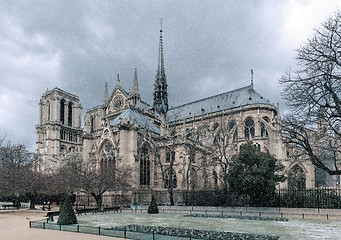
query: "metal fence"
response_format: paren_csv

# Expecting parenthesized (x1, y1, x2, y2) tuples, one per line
(75, 188, 341, 209)
(279, 188, 341, 209)
(29, 219, 200, 240)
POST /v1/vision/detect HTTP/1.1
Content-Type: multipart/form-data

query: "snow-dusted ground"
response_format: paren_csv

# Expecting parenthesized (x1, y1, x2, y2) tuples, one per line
(79, 212, 341, 240)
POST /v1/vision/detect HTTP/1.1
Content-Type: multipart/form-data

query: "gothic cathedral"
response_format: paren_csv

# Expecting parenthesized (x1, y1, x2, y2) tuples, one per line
(36, 27, 327, 205)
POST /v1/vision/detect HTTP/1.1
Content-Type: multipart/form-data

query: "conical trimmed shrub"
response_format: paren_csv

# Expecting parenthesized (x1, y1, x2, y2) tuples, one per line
(57, 195, 77, 225)
(148, 195, 159, 214)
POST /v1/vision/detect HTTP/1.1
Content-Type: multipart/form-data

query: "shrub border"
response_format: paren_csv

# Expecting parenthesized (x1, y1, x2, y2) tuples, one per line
(114, 224, 279, 240)
(185, 213, 289, 222)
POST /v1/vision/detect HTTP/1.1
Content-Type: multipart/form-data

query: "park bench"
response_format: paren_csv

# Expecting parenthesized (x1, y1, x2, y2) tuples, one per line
(46, 211, 60, 222)
(41, 203, 51, 211)
(2, 203, 20, 209)
(75, 207, 99, 215)
(103, 206, 120, 213)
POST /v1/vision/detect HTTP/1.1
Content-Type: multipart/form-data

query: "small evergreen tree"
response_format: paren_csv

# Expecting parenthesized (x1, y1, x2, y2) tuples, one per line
(148, 195, 159, 214)
(57, 195, 77, 225)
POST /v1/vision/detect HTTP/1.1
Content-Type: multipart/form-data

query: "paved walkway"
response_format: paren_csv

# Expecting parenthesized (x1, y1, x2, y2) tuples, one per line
(0, 210, 125, 240)
(2, 204, 341, 239)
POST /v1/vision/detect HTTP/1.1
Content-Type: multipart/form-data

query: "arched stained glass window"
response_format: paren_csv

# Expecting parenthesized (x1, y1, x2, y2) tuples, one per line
(253, 143, 261, 152)
(261, 117, 269, 138)
(261, 123, 268, 138)
(164, 168, 177, 189)
(68, 102, 73, 126)
(288, 165, 306, 190)
(60, 99, 65, 124)
(90, 116, 95, 133)
(233, 128, 238, 141)
(140, 146, 150, 186)
(100, 141, 116, 174)
(47, 101, 50, 121)
(244, 117, 255, 139)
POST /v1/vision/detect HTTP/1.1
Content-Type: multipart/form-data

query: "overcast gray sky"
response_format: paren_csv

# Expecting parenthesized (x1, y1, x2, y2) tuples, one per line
(0, 0, 340, 151)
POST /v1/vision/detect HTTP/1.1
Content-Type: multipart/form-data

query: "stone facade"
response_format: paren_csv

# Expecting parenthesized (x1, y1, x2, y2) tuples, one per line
(35, 28, 327, 204)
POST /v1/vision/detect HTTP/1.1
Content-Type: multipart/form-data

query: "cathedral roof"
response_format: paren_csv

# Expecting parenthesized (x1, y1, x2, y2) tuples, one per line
(167, 85, 272, 122)
(110, 107, 160, 134)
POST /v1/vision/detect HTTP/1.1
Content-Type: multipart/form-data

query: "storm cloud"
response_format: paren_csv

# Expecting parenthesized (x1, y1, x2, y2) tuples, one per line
(0, 0, 340, 150)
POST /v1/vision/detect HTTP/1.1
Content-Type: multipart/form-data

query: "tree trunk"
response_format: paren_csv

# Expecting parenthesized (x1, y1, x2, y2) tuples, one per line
(29, 199, 36, 209)
(168, 187, 174, 206)
(27, 194, 36, 209)
(92, 194, 102, 210)
(13, 198, 21, 209)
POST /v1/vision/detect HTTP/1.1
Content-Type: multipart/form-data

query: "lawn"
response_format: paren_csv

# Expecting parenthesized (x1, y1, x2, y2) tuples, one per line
(78, 212, 341, 240)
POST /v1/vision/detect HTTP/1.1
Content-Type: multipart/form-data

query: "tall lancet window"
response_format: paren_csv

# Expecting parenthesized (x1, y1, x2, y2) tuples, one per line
(100, 141, 116, 175)
(60, 99, 65, 124)
(47, 101, 50, 121)
(261, 117, 269, 138)
(68, 102, 73, 126)
(90, 116, 95, 133)
(140, 146, 150, 186)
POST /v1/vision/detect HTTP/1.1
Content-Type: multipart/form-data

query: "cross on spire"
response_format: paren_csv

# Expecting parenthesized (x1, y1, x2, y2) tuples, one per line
(160, 18, 163, 32)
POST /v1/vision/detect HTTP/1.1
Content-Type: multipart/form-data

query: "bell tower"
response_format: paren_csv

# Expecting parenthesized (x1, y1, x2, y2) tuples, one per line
(35, 88, 83, 172)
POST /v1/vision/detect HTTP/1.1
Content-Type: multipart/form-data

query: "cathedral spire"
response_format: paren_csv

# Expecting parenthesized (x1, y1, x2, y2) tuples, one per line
(128, 69, 140, 109)
(103, 82, 108, 105)
(157, 19, 165, 78)
(153, 19, 168, 114)
(133, 68, 139, 94)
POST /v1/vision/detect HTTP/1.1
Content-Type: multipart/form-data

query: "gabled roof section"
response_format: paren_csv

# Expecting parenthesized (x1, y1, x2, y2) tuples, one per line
(108, 85, 129, 103)
(167, 85, 272, 122)
(110, 107, 160, 134)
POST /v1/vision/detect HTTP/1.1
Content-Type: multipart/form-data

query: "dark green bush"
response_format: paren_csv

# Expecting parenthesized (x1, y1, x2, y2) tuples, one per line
(148, 195, 159, 214)
(57, 195, 77, 225)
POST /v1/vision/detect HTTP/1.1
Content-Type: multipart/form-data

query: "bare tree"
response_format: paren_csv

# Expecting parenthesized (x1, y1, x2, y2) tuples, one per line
(185, 116, 237, 192)
(209, 118, 238, 192)
(56, 153, 132, 210)
(0, 140, 47, 209)
(182, 125, 211, 201)
(54, 152, 83, 197)
(80, 162, 132, 210)
(148, 129, 178, 206)
(280, 10, 341, 175)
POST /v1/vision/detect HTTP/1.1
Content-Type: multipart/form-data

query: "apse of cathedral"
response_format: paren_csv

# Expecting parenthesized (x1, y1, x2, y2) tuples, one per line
(36, 26, 333, 203)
